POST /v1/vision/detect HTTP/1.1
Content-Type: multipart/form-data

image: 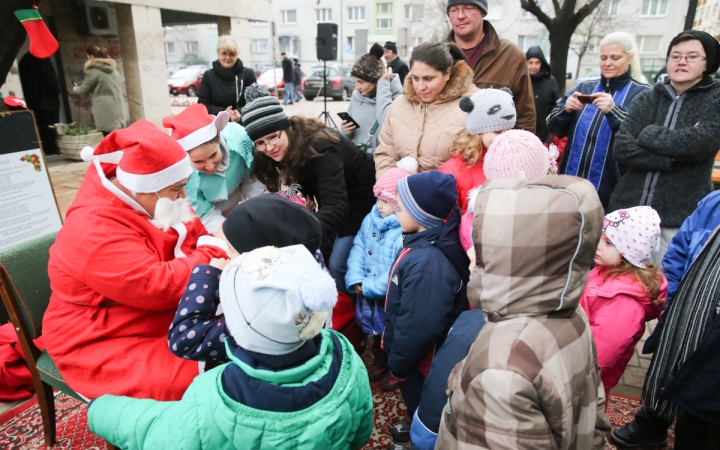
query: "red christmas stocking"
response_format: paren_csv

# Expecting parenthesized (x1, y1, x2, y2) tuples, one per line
(14, 9, 58, 59)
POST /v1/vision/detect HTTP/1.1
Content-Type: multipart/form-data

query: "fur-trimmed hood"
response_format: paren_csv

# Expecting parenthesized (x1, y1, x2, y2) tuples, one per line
(84, 58, 117, 73)
(404, 60, 475, 105)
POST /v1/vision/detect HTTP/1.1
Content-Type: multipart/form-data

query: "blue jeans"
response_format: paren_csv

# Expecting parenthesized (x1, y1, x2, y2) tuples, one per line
(328, 234, 355, 296)
(294, 85, 303, 101)
(283, 82, 295, 104)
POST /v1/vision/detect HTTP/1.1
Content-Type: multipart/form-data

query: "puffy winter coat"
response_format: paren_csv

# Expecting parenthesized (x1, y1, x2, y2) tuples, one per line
(73, 58, 124, 132)
(88, 329, 374, 450)
(526, 46, 559, 142)
(374, 60, 478, 177)
(345, 205, 403, 334)
(547, 69, 650, 210)
(579, 267, 666, 398)
(437, 176, 610, 450)
(198, 60, 257, 115)
(609, 77, 720, 228)
(438, 155, 486, 213)
(346, 74, 403, 153)
(382, 208, 470, 379)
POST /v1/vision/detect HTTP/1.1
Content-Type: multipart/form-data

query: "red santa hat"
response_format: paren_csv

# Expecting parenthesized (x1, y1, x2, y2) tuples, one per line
(3, 96, 26, 108)
(81, 119, 192, 193)
(162, 104, 229, 151)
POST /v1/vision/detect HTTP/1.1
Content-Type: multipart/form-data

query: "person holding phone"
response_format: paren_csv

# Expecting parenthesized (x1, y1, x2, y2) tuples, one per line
(343, 43, 403, 154)
(547, 32, 650, 210)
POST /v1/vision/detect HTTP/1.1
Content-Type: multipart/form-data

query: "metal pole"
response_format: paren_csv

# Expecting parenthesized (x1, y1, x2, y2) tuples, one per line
(271, 21, 278, 97)
(684, 0, 697, 31)
(339, 0, 343, 64)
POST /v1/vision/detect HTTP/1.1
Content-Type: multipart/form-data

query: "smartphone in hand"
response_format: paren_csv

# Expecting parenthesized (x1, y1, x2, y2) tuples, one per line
(576, 94, 595, 104)
(337, 112, 360, 128)
(72, 81, 78, 87)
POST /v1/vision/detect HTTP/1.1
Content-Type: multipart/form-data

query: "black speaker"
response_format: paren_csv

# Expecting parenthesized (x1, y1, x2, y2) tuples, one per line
(316, 23, 338, 61)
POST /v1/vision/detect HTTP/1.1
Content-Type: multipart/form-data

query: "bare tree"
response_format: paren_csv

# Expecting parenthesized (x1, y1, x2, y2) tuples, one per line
(520, 0, 605, 92)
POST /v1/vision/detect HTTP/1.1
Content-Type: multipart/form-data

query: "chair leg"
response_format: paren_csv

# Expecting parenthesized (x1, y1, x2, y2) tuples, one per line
(37, 381, 56, 447)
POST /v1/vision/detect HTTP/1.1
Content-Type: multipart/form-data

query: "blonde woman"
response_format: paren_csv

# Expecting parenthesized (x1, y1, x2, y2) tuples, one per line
(198, 35, 256, 122)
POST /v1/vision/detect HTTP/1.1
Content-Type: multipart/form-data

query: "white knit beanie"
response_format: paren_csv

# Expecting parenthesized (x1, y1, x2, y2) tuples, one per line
(219, 245, 338, 355)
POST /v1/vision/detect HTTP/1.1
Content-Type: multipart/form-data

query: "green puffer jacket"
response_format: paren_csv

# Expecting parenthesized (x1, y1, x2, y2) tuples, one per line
(87, 330, 374, 450)
(73, 58, 124, 132)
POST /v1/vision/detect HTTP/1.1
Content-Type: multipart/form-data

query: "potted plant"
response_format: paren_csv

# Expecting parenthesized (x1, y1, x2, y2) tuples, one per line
(56, 123, 103, 161)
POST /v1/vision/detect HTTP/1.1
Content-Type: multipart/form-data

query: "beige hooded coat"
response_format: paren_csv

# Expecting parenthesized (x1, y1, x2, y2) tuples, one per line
(436, 176, 611, 450)
(373, 60, 478, 177)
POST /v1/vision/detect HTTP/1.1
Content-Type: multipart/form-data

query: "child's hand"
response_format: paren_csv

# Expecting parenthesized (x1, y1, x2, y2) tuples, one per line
(353, 284, 363, 296)
(210, 258, 230, 270)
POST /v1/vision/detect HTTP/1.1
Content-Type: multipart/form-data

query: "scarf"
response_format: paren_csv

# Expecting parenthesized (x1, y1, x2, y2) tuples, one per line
(642, 225, 720, 420)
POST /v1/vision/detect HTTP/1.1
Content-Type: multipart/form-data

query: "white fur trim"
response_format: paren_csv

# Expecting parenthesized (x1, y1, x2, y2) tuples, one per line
(171, 223, 188, 257)
(197, 235, 229, 252)
(116, 154, 193, 193)
(299, 270, 337, 312)
(396, 156, 418, 174)
(80, 146, 96, 162)
(176, 111, 229, 151)
(467, 186, 482, 214)
(92, 158, 147, 215)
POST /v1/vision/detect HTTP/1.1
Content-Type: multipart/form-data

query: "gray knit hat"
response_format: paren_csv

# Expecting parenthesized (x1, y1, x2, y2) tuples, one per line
(446, 0, 488, 15)
(241, 84, 292, 142)
(458, 88, 516, 135)
(351, 43, 386, 84)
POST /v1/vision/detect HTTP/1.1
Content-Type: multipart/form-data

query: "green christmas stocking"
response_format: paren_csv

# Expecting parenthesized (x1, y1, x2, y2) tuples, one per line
(14, 8, 58, 59)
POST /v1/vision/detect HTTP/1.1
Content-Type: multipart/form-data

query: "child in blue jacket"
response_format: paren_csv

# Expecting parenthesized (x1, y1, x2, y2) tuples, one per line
(345, 156, 415, 388)
(384, 170, 470, 445)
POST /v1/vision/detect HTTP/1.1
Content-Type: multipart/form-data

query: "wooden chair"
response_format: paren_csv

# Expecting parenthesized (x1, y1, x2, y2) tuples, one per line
(0, 233, 115, 449)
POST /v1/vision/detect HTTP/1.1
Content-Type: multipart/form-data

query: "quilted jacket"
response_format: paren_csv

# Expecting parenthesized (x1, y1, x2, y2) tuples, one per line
(436, 176, 611, 450)
(374, 60, 478, 177)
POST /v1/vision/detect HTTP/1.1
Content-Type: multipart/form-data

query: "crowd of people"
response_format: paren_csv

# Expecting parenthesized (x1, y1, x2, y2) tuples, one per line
(32, 1, 720, 449)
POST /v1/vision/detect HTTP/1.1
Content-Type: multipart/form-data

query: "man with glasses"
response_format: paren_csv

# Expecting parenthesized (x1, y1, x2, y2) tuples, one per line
(446, 0, 536, 134)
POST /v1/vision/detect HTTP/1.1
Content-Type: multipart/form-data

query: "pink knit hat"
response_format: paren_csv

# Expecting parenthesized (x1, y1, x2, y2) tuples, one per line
(373, 156, 418, 207)
(603, 206, 661, 268)
(483, 130, 549, 180)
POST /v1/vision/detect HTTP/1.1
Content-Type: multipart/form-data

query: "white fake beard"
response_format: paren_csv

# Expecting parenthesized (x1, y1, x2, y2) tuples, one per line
(150, 197, 196, 231)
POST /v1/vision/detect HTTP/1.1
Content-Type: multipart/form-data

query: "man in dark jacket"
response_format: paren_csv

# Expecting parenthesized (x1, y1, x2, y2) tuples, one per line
(18, 53, 61, 154)
(292, 58, 303, 102)
(197, 52, 256, 120)
(526, 46, 558, 142)
(281, 53, 295, 105)
(383, 42, 409, 86)
(445, 0, 536, 133)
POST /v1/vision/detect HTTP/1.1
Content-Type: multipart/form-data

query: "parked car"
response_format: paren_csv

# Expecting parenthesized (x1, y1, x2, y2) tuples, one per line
(167, 65, 209, 97)
(257, 67, 306, 99)
(302, 65, 354, 101)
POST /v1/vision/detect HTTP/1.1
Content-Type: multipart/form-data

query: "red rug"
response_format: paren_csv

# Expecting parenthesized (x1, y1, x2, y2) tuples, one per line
(0, 387, 674, 449)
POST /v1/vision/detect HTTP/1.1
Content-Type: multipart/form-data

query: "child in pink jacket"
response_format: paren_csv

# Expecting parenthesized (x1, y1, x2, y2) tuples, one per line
(580, 206, 668, 404)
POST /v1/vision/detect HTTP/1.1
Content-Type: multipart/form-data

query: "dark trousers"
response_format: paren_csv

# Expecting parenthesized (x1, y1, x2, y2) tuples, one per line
(634, 406, 672, 434)
(675, 413, 720, 449)
(34, 109, 59, 154)
(399, 369, 425, 419)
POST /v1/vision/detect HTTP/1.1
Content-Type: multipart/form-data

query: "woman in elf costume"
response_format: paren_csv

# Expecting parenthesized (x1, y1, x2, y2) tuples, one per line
(163, 104, 263, 234)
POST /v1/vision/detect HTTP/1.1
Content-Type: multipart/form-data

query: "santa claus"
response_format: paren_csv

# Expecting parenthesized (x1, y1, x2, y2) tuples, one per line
(43, 120, 228, 401)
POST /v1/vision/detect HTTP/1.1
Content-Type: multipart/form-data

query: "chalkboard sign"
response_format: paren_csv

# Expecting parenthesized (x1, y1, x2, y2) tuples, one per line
(0, 110, 62, 252)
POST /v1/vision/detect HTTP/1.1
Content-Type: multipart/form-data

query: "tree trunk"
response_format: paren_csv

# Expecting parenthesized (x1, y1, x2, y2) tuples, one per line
(549, 29, 574, 94)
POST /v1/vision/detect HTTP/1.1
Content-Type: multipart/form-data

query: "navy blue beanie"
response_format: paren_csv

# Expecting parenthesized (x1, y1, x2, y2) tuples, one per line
(397, 171, 458, 229)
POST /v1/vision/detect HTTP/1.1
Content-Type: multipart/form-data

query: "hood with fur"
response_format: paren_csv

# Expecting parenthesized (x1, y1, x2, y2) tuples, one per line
(404, 60, 475, 105)
(84, 58, 117, 73)
(469, 175, 603, 320)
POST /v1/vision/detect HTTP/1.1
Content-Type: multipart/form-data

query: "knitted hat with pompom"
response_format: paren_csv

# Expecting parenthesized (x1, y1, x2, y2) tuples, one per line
(373, 156, 418, 207)
(241, 84, 291, 142)
(351, 43, 386, 84)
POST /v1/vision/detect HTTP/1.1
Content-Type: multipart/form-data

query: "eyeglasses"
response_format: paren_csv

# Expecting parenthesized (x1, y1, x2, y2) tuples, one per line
(667, 54, 707, 63)
(448, 5, 479, 16)
(254, 131, 283, 152)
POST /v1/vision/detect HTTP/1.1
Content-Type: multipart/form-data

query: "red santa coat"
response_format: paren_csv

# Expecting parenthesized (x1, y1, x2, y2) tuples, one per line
(43, 160, 227, 401)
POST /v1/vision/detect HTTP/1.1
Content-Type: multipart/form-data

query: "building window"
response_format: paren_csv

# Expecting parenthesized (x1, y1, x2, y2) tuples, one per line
(405, 5, 424, 20)
(347, 36, 355, 52)
(281, 10, 297, 24)
(165, 42, 175, 56)
(485, 1, 503, 21)
(517, 35, 539, 52)
(638, 35, 662, 53)
(377, 3, 392, 14)
(641, 0, 668, 17)
(186, 41, 198, 54)
(252, 39, 269, 53)
(413, 37, 423, 46)
(587, 36, 601, 52)
(279, 36, 299, 56)
(377, 18, 392, 29)
(348, 6, 365, 22)
(520, 1, 543, 18)
(603, 0, 620, 16)
(316, 8, 332, 22)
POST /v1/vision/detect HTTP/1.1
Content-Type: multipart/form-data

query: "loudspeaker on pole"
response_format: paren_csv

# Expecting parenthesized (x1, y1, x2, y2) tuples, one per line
(316, 23, 338, 61)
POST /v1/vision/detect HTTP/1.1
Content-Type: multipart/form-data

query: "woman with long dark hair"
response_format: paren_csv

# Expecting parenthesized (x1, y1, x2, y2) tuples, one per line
(241, 84, 376, 295)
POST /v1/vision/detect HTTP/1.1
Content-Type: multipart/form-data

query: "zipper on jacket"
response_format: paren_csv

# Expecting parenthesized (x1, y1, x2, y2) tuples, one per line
(425, 103, 429, 114)
(235, 75, 239, 109)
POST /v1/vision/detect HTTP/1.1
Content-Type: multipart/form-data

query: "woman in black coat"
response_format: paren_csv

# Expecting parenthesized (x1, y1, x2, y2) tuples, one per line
(525, 46, 558, 142)
(240, 84, 376, 294)
(198, 35, 256, 122)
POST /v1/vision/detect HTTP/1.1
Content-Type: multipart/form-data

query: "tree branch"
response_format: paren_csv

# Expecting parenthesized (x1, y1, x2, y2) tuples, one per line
(519, 0, 554, 29)
(575, 0, 606, 23)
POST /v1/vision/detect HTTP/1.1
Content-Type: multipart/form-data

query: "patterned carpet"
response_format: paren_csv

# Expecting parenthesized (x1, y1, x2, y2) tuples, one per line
(0, 387, 673, 449)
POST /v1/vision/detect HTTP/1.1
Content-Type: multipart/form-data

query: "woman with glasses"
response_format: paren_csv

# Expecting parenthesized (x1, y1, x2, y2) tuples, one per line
(609, 30, 720, 450)
(241, 84, 376, 296)
(608, 30, 720, 266)
(163, 104, 263, 235)
(547, 32, 650, 211)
